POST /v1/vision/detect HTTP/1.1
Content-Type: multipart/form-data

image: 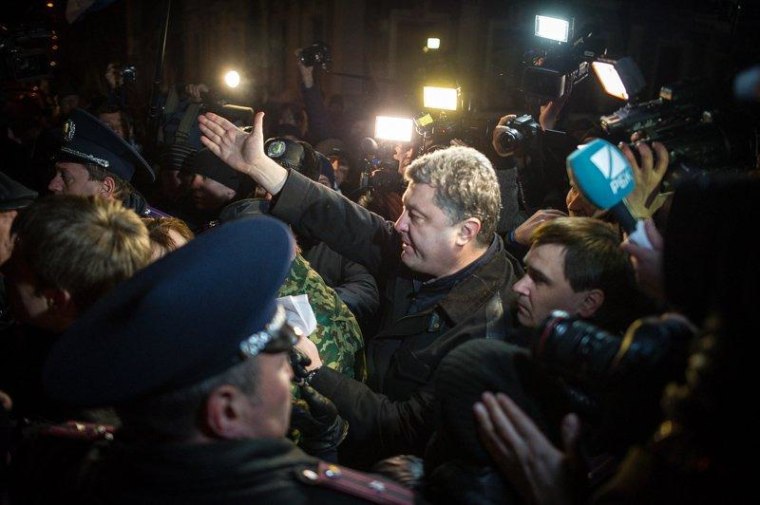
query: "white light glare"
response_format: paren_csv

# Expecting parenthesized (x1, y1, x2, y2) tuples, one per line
(591, 61, 628, 100)
(224, 70, 241, 88)
(423, 86, 458, 111)
(427, 38, 441, 49)
(535, 15, 570, 43)
(375, 116, 414, 142)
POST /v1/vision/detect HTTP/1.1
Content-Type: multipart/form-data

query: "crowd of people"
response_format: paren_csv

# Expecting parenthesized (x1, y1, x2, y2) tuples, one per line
(0, 43, 758, 504)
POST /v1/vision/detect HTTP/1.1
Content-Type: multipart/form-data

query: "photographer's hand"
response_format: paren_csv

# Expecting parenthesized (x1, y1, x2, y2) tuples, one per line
(185, 83, 210, 103)
(474, 392, 581, 505)
(295, 49, 315, 89)
(492, 114, 517, 157)
(619, 141, 668, 219)
(621, 218, 665, 302)
(512, 209, 567, 245)
(199, 111, 288, 195)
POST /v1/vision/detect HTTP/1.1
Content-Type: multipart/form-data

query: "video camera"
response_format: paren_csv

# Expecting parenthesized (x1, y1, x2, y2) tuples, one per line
(521, 24, 604, 101)
(0, 25, 54, 82)
(413, 111, 492, 154)
(199, 89, 254, 126)
(600, 80, 759, 182)
(299, 41, 331, 70)
(357, 137, 405, 194)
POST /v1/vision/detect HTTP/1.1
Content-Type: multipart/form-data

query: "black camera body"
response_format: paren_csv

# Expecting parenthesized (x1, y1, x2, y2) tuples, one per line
(521, 27, 602, 101)
(120, 65, 137, 84)
(299, 42, 331, 69)
(532, 311, 693, 456)
(496, 114, 541, 153)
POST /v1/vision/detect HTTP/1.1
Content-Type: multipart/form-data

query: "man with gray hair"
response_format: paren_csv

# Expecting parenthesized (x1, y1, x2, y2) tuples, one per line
(199, 111, 523, 469)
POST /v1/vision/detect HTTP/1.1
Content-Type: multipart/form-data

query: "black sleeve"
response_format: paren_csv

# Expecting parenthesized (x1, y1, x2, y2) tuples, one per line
(310, 367, 435, 470)
(271, 169, 402, 278)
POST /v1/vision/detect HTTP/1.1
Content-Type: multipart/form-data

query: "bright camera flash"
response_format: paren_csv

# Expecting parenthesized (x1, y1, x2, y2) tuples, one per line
(375, 116, 414, 142)
(423, 86, 458, 111)
(592, 61, 628, 100)
(224, 70, 241, 88)
(427, 38, 441, 49)
(535, 15, 570, 43)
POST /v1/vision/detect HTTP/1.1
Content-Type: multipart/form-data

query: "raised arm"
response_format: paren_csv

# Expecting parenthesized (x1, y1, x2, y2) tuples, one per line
(198, 111, 289, 195)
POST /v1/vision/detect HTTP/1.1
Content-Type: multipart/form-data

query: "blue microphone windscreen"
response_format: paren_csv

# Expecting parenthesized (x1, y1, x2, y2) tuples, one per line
(566, 138, 634, 209)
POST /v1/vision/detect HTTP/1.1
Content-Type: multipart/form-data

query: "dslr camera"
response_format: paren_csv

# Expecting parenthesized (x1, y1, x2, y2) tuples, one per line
(299, 41, 331, 69)
(495, 114, 541, 153)
(531, 310, 694, 456)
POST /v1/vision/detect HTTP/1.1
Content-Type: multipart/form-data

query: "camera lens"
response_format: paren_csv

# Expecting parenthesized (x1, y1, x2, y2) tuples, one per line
(497, 127, 524, 152)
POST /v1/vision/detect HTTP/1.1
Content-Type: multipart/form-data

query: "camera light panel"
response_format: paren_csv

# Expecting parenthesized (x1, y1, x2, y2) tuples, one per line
(423, 86, 458, 111)
(426, 37, 441, 50)
(375, 116, 414, 142)
(535, 15, 570, 43)
(592, 61, 628, 100)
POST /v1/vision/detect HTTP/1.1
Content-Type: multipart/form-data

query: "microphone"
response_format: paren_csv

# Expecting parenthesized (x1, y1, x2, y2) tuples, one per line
(566, 138, 653, 249)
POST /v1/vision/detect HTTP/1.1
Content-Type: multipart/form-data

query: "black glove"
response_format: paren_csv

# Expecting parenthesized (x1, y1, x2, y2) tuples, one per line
(290, 383, 348, 460)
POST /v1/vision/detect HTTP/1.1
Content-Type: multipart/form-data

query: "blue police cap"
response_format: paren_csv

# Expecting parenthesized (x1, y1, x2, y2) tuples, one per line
(43, 216, 295, 407)
(58, 108, 155, 183)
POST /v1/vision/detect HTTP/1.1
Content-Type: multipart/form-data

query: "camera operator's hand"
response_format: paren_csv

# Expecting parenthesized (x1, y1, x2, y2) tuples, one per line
(512, 209, 567, 245)
(295, 49, 315, 89)
(0, 390, 12, 412)
(185, 83, 210, 103)
(538, 93, 570, 131)
(621, 218, 665, 302)
(199, 111, 289, 195)
(474, 392, 581, 505)
(619, 141, 668, 219)
(291, 383, 349, 458)
(105, 63, 123, 90)
(492, 114, 518, 157)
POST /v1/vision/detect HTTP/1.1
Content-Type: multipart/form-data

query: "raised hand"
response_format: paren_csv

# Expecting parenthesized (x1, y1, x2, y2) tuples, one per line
(619, 141, 668, 219)
(512, 208, 567, 245)
(621, 218, 665, 301)
(198, 111, 288, 194)
(474, 392, 580, 505)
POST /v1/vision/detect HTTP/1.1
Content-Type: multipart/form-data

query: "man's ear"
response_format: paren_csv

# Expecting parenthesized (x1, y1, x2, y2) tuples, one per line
(42, 287, 75, 316)
(100, 176, 117, 196)
(457, 217, 482, 246)
(577, 288, 605, 318)
(203, 384, 253, 439)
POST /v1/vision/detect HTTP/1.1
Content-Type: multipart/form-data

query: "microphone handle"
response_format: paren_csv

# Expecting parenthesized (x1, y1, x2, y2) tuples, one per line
(610, 202, 637, 235)
(610, 202, 653, 249)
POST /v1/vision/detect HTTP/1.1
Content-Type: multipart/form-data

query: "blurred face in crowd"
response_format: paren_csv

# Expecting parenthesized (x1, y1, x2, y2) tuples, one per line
(241, 352, 294, 438)
(159, 168, 190, 203)
(394, 182, 463, 278)
(330, 157, 349, 187)
(0, 210, 19, 266)
(565, 171, 605, 218)
(189, 174, 236, 210)
(98, 111, 127, 140)
(2, 247, 55, 330)
(512, 243, 591, 327)
(394, 144, 415, 174)
(49, 162, 104, 197)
